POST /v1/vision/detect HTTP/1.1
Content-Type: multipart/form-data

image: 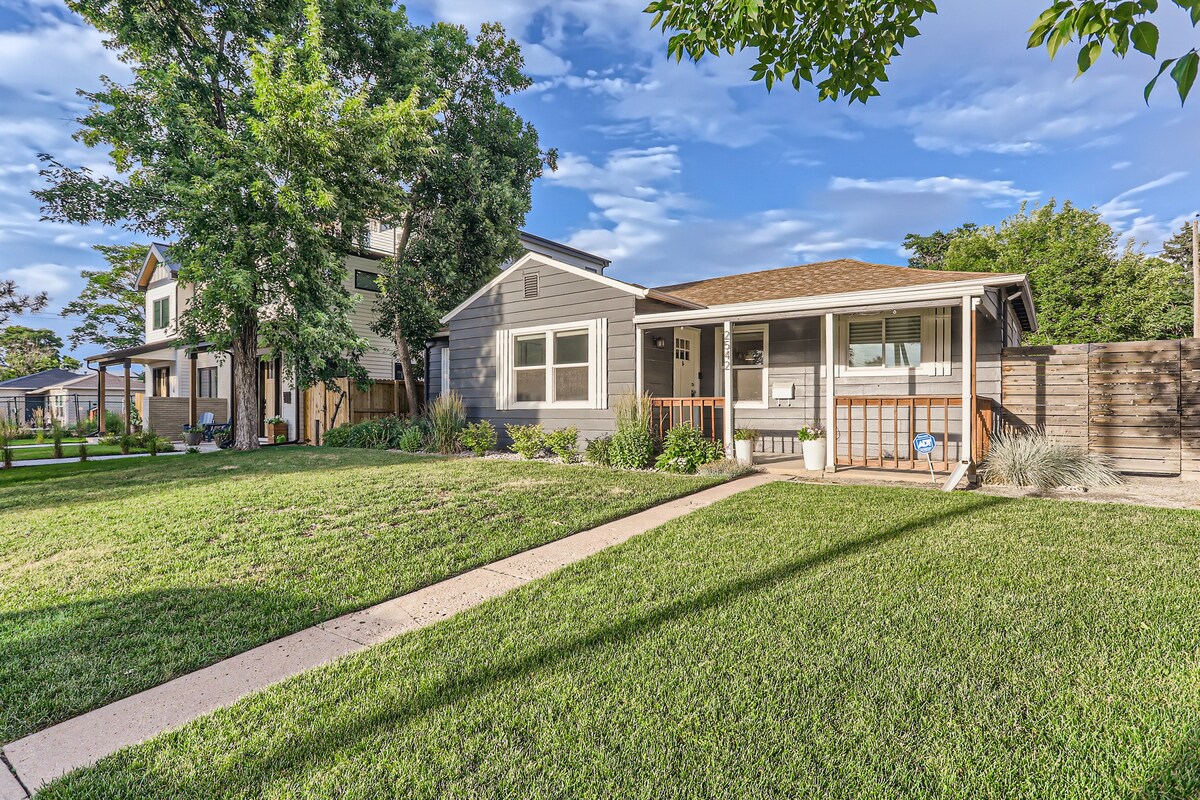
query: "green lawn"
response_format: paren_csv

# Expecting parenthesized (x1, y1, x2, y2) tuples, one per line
(7, 443, 154, 461)
(39, 482, 1200, 799)
(0, 448, 717, 742)
(10, 437, 87, 446)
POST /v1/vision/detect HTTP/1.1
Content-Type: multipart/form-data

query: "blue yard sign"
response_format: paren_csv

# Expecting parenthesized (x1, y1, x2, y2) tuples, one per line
(913, 433, 936, 455)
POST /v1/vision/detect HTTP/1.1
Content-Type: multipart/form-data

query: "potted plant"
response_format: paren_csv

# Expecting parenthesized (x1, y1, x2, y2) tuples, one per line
(183, 425, 204, 447)
(733, 428, 758, 465)
(265, 416, 288, 443)
(796, 423, 826, 471)
(213, 429, 234, 449)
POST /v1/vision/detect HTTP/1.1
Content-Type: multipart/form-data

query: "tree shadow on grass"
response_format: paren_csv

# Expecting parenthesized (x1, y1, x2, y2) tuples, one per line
(0, 586, 309, 744)
(51, 495, 1014, 798)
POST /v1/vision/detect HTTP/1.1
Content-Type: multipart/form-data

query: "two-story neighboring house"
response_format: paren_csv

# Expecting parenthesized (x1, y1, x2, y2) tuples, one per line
(85, 229, 602, 440)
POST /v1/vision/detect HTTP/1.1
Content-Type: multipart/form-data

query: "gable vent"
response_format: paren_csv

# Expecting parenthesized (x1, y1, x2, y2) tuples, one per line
(523, 270, 539, 299)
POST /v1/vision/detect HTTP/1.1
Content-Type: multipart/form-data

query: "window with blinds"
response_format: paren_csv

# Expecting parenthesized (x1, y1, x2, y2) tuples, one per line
(848, 315, 922, 369)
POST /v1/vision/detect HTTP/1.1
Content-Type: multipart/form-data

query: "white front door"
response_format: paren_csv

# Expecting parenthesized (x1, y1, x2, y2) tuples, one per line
(672, 326, 701, 397)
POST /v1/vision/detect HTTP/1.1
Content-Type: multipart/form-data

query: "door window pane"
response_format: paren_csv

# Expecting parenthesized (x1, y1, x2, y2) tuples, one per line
(515, 368, 546, 402)
(514, 335, 546, 367)
(555, 366, 589, 401)
(554, 331, 588, 365)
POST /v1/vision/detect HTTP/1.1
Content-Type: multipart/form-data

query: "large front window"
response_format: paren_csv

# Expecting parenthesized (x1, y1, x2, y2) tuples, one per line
(848, 315, 922, 369)
(731, 325, 767, 405)
(511, 327, 592, 406)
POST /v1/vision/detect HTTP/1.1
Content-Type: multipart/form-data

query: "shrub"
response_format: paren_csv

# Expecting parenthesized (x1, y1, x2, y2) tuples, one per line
(427, 391, 466, 454)
(103, 410, 124, 434)
(507, 423, 547, 459)
(733, 428, 759, 442)
(585, 435, 613, 467)
(99, 432, 122, 446)
(546, 426, 579, 462)
(186, 446, 200, 454)
(982, 430, 1122, 490)
(119, 434, 133, 455)
(274, 434, 287, 444)
(654, 424, 722, 473)
(0, 427, 11, 469)
(51, 421, 64, 460)
(396, 426, 425, 453)
(697, 458, 756, 478)
(459, 420, 497, 457)
(78, 443, 89, 462)
(614, 390, 653, 432)
(72, 419, 90, 437)
(610, 390, 656, 470)
(347, 419, 387, 449)
(146, 430, 160, 456)
(322, 423, 354, 448)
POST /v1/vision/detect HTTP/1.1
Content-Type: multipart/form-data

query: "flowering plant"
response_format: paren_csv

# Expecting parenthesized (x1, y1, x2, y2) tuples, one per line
(796, 424, 825, 442)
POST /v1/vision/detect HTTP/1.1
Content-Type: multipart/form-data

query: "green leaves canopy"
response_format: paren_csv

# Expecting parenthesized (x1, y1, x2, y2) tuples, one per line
(0, 327, 81, 380)
(60, 243, 147, 351)
(644, 0, 1200, 102)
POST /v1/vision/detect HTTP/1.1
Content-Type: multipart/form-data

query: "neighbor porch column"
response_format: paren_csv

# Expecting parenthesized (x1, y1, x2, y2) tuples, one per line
(824, 312, 835, 471)
(722, 320, 734, 458)
(188, 351, 198, 427)
(634, 324, 644, 397)
(97, 367, 106, 434)
(123, 359, 132, 435)
(961, 295, 974, 466)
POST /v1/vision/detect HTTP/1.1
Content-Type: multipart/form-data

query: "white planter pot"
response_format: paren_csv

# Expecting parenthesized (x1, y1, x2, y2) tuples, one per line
(801, 438, 826, 471)
(734, 439, 755, 465)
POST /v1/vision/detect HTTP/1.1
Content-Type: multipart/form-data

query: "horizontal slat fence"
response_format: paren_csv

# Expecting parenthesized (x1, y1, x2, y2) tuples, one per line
(1002, 339, 1198, 477)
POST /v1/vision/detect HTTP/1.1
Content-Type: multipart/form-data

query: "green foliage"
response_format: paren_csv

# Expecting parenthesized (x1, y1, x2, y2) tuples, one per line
(733, 428, 759, 442)
(506, 423, 547, 459)
(907, 200, 1196, 344)
(395, 426, 425, 452)
(274, 434, 287, 444)
(646, 0, 1200, 103)
(545, 427, 580, 462)
(51, 421, 65, 460)
(0, 326, 80, 380)
(323, 423, 354, 448)
(103, 411, 124, 436)
(585, 435, 613, 467)
(795, 424, 825, 442)
(458, 420, 497, 457)
(697, 458, 756, 478)
(60, 243, 147, 351)
(0, 425, 11, 469)
(118, 434, 133, 456)
(982, 430, 1122, 489)
(655, 424, 722, 473)
(77, 443, 89, 462)
(426, 391, 466, 454)
(610, 428, 656, 470)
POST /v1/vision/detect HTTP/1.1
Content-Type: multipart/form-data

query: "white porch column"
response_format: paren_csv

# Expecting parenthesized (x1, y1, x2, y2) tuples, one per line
(634, 324, 644, 397)
(961, 294, 974, 464)
(722, 320, 734, 459)
(824, 312, 835, 470)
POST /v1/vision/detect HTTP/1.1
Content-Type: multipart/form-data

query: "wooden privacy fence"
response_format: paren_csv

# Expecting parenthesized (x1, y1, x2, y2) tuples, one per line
(1001, 339, 1200, 476)
(303, 378, 423, 445)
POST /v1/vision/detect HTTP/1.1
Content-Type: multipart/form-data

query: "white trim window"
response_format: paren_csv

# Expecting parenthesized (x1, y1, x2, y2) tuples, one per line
(495, 319, 608, 410)
(837, 308, 951, 377)
(715, 323, 769, 408)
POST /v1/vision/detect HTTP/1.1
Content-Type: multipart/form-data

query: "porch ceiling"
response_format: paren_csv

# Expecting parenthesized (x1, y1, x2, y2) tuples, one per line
(634, 295, 971, 329)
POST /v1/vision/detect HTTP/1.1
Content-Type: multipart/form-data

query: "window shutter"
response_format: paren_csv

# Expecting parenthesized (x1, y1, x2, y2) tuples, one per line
(523, 271, 539, 299)
(494, 330, 509, 411)
(592, 318, 608, 409)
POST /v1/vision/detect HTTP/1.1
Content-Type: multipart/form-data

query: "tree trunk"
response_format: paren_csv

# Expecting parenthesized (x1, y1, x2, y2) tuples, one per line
(231, 320, 260, 450)
(395, 335, 420, 416)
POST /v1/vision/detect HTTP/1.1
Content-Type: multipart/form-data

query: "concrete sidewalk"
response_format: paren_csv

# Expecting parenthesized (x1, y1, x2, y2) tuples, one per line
(1, 472, 782, 796)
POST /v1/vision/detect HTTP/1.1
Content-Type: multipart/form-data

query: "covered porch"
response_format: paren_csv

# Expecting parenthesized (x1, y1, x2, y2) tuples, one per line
(633, 285, 1012, 475)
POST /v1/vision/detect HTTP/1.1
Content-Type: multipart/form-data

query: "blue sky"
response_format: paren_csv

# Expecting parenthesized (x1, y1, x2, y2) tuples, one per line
(0, 0, 1196, 359)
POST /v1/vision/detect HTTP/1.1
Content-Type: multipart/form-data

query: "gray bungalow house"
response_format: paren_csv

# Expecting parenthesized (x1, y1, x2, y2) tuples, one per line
(430, 247, 1036, 473)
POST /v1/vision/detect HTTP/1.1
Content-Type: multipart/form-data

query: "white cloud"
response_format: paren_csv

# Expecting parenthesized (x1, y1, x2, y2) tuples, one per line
(2, 262, 77, 298)
(828, 176, 1039, 201)
(0, 23, 126, 99)
(1096, 172, 1191, 246)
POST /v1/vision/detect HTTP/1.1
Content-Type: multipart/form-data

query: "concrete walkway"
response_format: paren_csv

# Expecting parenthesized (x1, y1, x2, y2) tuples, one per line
(1, 472, 781, 796)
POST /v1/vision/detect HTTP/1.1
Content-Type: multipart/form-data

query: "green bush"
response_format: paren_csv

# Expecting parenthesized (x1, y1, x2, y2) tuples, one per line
(507, 423, 547, 459)
(322, 423, 354, 448)
(118, 434, 133, 455)
(103, 410, 124, 434)
(396, 426, 425, 453)
(458, 420, 497, 457)
(546, 427, 579, 462)
(427, 391, 466, 454)
(347, 418, 395, 449)
(77, 443, 89, 462)
(697, 458, 756, 478)
(610, 427, 655, 470)
(51, 421, 64, 460)
(654, 424, 722, 473)
(585, 435, 613, 467)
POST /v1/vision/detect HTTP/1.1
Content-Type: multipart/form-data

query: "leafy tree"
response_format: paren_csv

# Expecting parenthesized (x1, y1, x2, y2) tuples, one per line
(0, 327, 81, 380)
(645, 0, 1200, 103)
(61, 243, 147, 351)
(36, 0, 436, 449)
(906, 200, 1194, 344)
(370, 23, 554, 414)
(0, 283, 48, 327)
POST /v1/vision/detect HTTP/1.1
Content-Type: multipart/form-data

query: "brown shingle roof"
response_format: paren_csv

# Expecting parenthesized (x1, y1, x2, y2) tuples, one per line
(653, 259, 1019, 307)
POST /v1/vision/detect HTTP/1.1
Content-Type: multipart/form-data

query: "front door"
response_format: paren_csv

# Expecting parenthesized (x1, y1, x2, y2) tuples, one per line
(672, 326, 701, 398)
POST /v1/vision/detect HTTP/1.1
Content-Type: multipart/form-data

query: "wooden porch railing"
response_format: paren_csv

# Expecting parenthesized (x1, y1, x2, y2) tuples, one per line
(834, 396, 994, 471)
(649, 397, 724, 441)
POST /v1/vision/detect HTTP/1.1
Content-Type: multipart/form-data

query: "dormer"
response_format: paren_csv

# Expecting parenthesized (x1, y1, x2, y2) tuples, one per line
(137, 243, 181, 343)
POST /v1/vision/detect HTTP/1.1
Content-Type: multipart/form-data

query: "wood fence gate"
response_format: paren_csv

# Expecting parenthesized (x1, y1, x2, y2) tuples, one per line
(302, 378, 423, 445)
(1001, 339, 1200, 477)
